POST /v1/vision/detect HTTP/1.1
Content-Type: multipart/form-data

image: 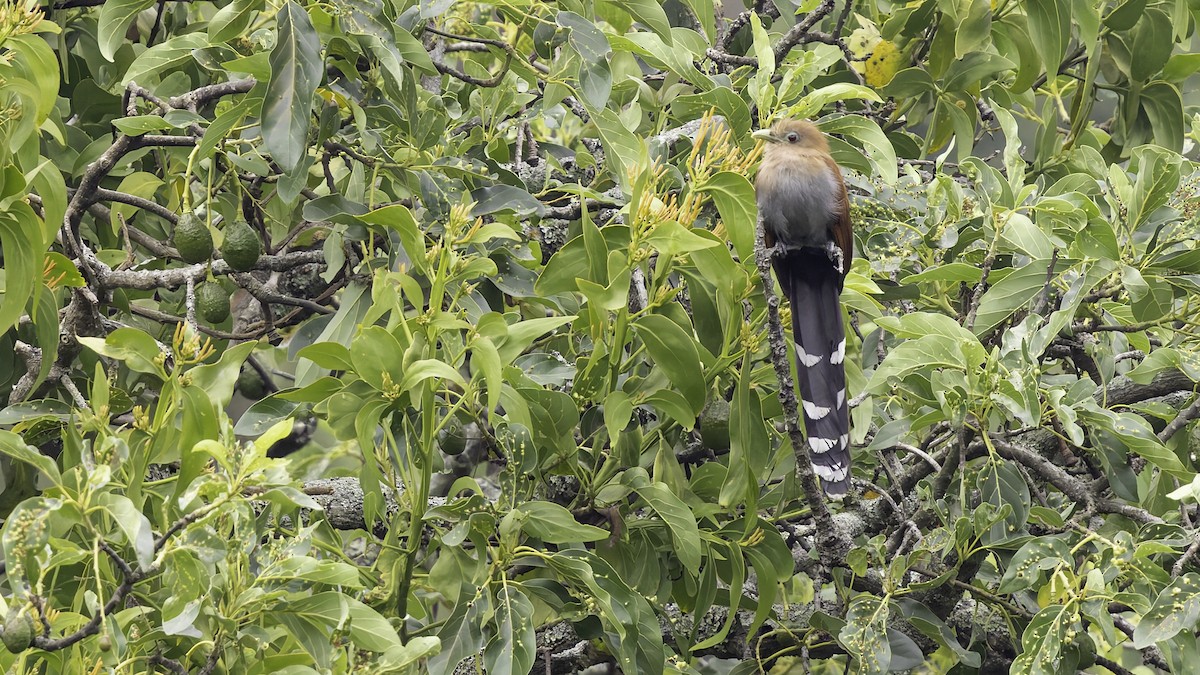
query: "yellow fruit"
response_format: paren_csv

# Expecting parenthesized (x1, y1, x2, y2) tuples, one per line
(865, 40, 904, 88)
(174, 212, 214, 264)
(220, 220, 262, 272)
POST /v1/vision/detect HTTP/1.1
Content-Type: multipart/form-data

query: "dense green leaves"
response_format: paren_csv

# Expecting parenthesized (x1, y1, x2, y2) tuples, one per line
(2, 0, 1200, 672)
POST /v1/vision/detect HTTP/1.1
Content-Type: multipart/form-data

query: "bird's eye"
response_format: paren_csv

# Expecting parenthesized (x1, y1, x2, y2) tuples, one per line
(786, 132, 799, 143)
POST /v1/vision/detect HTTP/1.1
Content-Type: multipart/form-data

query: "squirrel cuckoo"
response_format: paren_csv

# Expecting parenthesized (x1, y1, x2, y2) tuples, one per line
(752, 119, 853, 496)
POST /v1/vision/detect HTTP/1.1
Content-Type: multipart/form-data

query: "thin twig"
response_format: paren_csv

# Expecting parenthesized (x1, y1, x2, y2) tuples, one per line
(1158, 394, 1200, 443)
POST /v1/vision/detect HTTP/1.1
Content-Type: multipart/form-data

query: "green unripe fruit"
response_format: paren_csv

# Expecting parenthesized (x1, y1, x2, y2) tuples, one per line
(195, 282, 230, 324)
(699, 398, 731, 450)
(174, 213, 214, 264)
(97, 634, 112, 652)
(237, 368, 268, 400)
(2, 607, 32, 654)
(220, 220, 262, 272)
(438, 417, 469, 456)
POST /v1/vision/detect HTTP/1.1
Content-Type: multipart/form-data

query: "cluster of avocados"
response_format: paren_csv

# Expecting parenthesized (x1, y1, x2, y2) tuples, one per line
(172, 213, 263, 327)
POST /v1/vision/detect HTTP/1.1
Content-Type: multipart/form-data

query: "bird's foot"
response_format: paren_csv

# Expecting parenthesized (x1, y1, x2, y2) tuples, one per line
(822, 241, 844, 274)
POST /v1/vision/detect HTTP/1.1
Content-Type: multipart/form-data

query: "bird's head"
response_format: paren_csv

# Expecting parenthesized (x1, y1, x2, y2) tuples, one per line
(752, 119, 831, 154)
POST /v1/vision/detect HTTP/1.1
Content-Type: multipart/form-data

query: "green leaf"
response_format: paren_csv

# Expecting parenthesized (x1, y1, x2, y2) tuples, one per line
(820, 115, 898, 185)
(792, 83, 882, 119)
(358, 204, 427, 274)
(904, 263, 982, 284)
(399, 359, 467, 392)
(1011, 604, 1074, 675)
(1129, 8, 1174, 82)
(96, 493, 154, 569)
(123, 33, 209, 84)
(234, 394, 299, 437)
(1141, 81, 1184, 152)
(1001, 211, 1054, 259)
(188, 341, 257, 408)
(670, 88, 751, 138)
(108, 172, 164, 236)
(876, 312, 980, 342)
(1103, 0, 1146, 30)
(1133, 573, 1200, 649)
(605, 0, 672, 42)
(485, 585, 536, 675)
(0, 430, 60, 483)
(973, 259, 1066, 335)
(1022, 0, 1069, 78)
(978, 459, 1030, 544)
(839, 594, 891, 674)
(470, 185, 546, 217)
(997, 537, 1071, 594)
(698, 171, 757, 260)
(98, 0, 157, 61)
(508, 502, 608, 543)
(0, 211, 37, 336)
(209, 0, 263, 43)
(943, 52, 1015, 91)
(79, 328, 166, 378)
(635, 482, 702, 575)
(263, 1, 322, 171)
(380, 636, 441, 669)
(644, 221, 719, 257)
(633, 314, 705, 413)
(868, 334, 985, 392)
(496, 316, 576, 364)
(748, 12, 773, 81)
(894, 598, 982, 668)
(591, 108, 645, 193)
(645, 390, 697, 430)
(349, 326, 406, 392)
(722, 360, 770, 508)
(472, 336, 502, 419)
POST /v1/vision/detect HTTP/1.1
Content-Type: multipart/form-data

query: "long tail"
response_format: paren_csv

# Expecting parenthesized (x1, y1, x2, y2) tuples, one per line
(774, 249, 851, 496)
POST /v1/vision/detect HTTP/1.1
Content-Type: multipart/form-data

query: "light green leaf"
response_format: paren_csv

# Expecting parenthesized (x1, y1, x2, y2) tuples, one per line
(398, 359, 467, 392)
(792, 83, 881, 119)
(123, 33, 209, 84)
(820, 115, 897, 185)
(99, 0, 156, 61)
(698, 171, 757, 260)
(644, 221, 719, 257)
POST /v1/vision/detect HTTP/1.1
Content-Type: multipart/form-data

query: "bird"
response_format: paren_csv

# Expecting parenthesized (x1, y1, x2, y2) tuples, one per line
(752, 119, 853, 496)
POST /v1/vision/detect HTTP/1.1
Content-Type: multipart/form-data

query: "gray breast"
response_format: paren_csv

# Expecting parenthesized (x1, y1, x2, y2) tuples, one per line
(757, 161, 839, 248)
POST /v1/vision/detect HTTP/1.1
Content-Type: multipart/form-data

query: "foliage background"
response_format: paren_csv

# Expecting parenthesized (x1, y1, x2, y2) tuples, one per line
(0, 0, 1199, 672)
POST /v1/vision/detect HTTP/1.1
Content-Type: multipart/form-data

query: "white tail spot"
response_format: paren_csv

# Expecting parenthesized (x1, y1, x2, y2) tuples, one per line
(796, 343, 822, 367)
(837, 388, 846, 408)
(830, 338, 846, 365)
(803, 400, 831, 420)
(839, 434, 849, 449)
(809, 436, 836, 453)
(813, 463, 848, 482)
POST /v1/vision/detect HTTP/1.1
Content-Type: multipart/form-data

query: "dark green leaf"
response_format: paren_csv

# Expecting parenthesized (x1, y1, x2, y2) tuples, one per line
(263, 1, 322, 171)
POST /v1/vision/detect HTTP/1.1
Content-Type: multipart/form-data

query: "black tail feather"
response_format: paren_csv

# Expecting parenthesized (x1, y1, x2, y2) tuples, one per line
(774, 249, 851, 496)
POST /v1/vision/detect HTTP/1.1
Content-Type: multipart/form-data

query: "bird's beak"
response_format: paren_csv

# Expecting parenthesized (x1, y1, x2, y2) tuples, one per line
(751, 129, 775, 143)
